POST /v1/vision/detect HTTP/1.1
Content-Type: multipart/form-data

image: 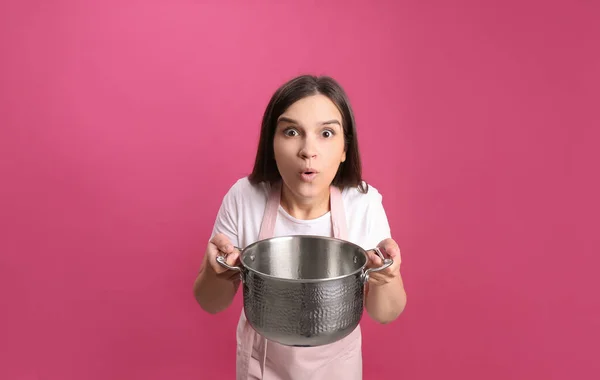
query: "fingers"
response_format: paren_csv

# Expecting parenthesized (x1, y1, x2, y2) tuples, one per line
(225, 250, 240, 267)
(377, 239, 402, 264)
(366, 247, 393, 268)
(367, 273, 390, 286)
(207, 244, 227, 274)
(378, 239, 400, 257)
(366, 238, 402, 286)
(208, 233, 241, 275)
(366, 260, 399, 285)
(210, 233, 235, 255)
(366, 249, 383, 267)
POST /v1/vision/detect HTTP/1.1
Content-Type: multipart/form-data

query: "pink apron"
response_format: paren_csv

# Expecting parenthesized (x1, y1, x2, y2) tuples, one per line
(235, 182, 363, 380)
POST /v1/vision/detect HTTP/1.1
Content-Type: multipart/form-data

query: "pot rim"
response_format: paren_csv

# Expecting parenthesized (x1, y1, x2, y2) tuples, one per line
(237, 235, 370, 283)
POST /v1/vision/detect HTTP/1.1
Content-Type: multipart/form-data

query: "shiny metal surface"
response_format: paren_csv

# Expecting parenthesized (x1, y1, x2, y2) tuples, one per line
(216, 235, 393, 347)
(241, 235, 367, 281)
(243, 268, 363, 346)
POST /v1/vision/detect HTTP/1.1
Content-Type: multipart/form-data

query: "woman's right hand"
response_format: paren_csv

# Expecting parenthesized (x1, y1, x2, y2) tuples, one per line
(194, 233, 242, 313)
(205, 233, 242, 282)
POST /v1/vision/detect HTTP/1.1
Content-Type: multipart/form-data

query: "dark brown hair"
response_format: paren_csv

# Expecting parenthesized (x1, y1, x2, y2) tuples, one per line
(248, 74, 368, 193)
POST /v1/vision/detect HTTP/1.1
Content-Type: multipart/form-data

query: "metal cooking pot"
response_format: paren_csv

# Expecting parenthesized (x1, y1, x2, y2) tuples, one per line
(216, 235, 393, 347)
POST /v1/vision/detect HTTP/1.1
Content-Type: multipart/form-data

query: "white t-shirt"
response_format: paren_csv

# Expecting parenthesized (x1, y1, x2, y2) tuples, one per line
(210, 177, 391, 251)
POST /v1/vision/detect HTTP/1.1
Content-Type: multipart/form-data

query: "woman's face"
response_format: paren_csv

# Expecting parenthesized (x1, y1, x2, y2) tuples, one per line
(273, 94, 347, 201)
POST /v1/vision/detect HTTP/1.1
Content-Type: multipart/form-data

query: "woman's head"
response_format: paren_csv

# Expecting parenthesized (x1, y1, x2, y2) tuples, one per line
(248, 75, 366, 198)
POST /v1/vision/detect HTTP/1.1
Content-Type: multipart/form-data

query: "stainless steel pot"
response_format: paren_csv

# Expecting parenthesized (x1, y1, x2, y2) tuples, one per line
(216, 235, 393, 347)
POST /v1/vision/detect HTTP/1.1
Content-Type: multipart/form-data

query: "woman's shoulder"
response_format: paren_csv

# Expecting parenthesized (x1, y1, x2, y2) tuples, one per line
(342, 180, 384, 206)
(342, 181, 390, 245)
(222, 176, 270, 203)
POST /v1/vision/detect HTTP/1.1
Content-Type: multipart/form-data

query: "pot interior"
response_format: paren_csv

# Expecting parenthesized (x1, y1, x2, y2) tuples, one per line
(240, 235, 367, 280)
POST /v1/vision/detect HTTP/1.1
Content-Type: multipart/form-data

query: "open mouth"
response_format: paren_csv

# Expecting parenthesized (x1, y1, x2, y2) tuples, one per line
(300, 169, 318, 182)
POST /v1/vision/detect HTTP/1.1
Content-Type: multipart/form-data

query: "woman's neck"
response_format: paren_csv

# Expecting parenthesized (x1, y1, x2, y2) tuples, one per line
(280, 183, 330, 220)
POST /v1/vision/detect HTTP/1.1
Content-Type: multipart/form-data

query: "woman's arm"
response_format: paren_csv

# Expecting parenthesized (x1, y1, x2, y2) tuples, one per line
(193, 182, 241, 314)
(361, 188, 407, 323)
(364, 238, 407, 324)
(193, 234, 241, 314)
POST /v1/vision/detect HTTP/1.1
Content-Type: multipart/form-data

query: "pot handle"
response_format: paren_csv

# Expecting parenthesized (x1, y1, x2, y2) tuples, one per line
(362, 247, 393, 283)
(215, 246, 243, 273)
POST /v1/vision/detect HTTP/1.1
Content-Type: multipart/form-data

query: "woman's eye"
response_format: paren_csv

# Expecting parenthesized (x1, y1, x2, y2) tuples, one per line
(322, 130, 335, 138)
(284, 129, 299, 137)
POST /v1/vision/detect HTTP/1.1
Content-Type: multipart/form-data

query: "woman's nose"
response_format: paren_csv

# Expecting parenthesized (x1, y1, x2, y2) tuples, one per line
(299, 147, 317, 159)
(299, 136, 318, 158)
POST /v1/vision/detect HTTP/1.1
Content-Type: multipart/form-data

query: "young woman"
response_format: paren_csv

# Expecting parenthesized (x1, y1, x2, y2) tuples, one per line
(193, 75, 407, 379)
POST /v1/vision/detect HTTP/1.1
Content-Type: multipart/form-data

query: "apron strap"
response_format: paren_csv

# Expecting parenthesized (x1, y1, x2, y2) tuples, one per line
(258, 181, 281, 240)
(330, 185, 348, 240)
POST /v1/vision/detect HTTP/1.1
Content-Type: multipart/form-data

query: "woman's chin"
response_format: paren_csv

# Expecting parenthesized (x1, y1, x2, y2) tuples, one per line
(283, 178, 327, 199)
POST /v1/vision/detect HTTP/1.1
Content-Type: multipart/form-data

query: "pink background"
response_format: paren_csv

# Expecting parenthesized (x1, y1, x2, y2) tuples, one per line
(1, 1, 598, 379)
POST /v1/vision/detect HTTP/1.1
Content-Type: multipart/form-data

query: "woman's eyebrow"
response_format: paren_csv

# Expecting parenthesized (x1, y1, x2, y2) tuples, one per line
(277, 117, 341, 127)
(277, 116, 299, 125)
(320, 119, 341, 126)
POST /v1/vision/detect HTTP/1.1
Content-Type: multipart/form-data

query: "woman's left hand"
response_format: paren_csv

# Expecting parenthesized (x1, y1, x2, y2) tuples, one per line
(366, 238, 402, 286)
